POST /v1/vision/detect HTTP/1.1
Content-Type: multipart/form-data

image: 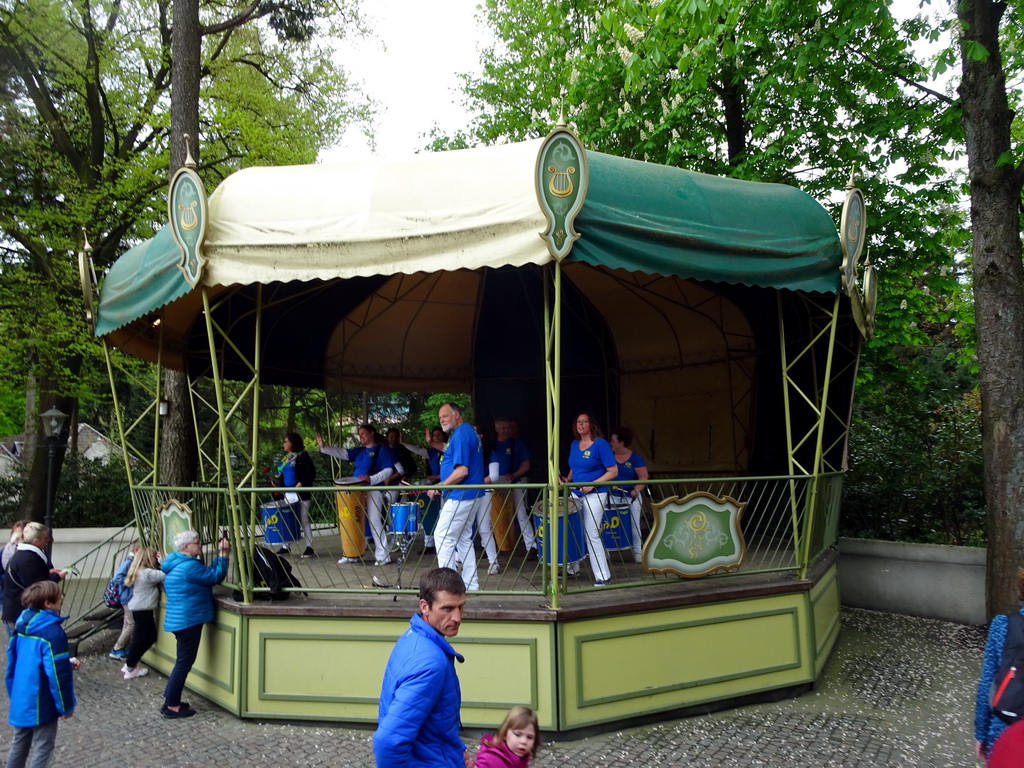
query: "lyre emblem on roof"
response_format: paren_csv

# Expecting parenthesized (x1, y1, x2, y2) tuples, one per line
(177, 200, 199, 231)
(167, 134, 208, 287)
(547, 163, 576, 198)
(535, 123, 588, 260)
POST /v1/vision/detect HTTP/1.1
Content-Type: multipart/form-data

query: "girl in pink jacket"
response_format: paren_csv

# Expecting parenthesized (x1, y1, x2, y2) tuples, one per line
(474, 706, 539, 768)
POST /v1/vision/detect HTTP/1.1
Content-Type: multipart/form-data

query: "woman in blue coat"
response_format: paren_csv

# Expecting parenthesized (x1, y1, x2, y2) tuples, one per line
(160, 530, 230, 719)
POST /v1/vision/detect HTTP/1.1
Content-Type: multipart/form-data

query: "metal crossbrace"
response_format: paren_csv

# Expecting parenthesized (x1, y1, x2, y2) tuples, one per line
(778, 293, 844, 577)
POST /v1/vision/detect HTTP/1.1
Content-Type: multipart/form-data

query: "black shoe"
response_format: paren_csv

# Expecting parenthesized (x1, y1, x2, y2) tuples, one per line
(161, 705, 196, 719)
(423, 545, 435, 555)
(276, 547, 289, 555)
(527, 549, 539, 561)
(301, 547, 314, 558)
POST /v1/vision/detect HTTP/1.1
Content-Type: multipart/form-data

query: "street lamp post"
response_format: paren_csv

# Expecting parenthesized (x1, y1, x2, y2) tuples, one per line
(40, 407, 68, 558)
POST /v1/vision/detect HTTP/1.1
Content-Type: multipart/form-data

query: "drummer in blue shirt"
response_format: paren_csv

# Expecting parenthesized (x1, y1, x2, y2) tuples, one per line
(427, 403, 485, 591)
(609, 426, 649, 564)
(317, 424, 403, 567)
(560, 411, 617, 587)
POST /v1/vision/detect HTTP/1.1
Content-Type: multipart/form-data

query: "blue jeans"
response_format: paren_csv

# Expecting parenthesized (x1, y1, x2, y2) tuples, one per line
(7, 719, 59, 768)
(163, 623, 203, 707)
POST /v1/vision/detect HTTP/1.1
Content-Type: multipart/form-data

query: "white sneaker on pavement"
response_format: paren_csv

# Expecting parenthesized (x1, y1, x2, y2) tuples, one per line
(123, 666, 148, 680)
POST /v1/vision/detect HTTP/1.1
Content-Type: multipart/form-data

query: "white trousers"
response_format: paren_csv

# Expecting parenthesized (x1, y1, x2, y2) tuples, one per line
(577, 492, 611, 583)
(435, 496, 480, 590)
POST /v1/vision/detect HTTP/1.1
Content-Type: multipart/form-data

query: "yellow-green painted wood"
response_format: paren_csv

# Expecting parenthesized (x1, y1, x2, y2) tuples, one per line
(810, 564, 841, 677)
(557, 594, 813, 729)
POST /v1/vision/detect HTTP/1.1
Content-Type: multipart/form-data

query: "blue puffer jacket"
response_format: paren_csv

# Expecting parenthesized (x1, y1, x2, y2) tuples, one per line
(373, 613, 466, 768)
(161, 551, 228, 632)
(6, 608, 75, 727)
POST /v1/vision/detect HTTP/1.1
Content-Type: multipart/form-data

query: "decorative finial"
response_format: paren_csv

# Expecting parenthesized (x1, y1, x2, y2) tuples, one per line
(183, 133, 196, 169)
(81, 227, 92, 254)
(846, 163, 858, 190)
(556, 86, 567, 127)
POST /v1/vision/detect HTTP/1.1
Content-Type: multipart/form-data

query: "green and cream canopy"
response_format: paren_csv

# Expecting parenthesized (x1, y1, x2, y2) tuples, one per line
(97, 135, 845, 374)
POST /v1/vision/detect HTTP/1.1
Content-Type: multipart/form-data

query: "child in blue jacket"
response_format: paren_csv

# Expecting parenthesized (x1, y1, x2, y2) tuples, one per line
(5, 580, 78, 768)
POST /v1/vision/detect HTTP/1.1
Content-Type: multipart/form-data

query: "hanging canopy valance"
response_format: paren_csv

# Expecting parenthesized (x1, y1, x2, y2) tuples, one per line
(97, 139, 841, 336)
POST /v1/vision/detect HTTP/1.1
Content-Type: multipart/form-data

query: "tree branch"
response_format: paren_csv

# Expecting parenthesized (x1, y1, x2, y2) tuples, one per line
(200, 0, 262, 37)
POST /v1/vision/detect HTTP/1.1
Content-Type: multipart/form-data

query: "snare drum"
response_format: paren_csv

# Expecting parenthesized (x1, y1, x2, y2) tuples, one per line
(335, 485, 366, 558)
(405, 491, 441, 535)
(262, 501, 299, 545)
(390, 502, 418, 535)
(532, 497, 585, 564)
(601, 502, 633, 551)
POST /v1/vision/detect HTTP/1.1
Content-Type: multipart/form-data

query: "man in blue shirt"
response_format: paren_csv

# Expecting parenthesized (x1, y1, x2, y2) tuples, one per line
(428, 403, 484, 591)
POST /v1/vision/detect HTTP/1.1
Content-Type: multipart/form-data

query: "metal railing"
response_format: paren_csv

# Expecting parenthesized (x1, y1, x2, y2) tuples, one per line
(124, 472, 842, 601)
(58, 521, 136, 643)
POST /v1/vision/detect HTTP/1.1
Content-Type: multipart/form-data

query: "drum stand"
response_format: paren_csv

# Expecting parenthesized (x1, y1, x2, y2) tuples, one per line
(382, 529, 417, 589)
(374, 498, 418, 590)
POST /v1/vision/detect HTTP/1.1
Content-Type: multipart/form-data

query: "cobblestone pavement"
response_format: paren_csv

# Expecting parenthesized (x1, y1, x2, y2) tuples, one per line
(0, 608, 984, 767)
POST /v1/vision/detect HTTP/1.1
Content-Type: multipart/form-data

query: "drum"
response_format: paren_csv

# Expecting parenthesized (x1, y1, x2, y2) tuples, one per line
(390, 502, 418, 534)
(532, 497, 584, 564)
(262, 501, 299, 545)
(490, 488, 515, 551)
(601, 502, 633, 551)
(335, 486, 366, 558)
(406, 491, 441, 535)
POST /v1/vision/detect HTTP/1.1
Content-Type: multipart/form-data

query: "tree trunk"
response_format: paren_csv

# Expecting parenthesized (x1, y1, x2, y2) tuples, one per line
(959, 0, 1024, 616)
(158, 0, 202, 487)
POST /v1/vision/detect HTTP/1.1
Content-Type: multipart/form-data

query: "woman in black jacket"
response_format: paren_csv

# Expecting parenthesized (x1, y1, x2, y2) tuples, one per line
(272, 432, 317, 558)
(2, 522, 65, 631)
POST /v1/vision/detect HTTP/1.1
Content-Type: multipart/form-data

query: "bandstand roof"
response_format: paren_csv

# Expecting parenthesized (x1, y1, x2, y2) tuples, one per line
(95, 137, 844, 386)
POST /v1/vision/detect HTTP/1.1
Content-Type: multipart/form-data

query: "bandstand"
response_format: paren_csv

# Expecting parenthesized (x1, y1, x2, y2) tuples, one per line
(86, 126, 876, 732)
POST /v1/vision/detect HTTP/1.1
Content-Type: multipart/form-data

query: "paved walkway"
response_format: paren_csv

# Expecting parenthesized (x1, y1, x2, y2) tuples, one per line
(0, 608, 985, 767)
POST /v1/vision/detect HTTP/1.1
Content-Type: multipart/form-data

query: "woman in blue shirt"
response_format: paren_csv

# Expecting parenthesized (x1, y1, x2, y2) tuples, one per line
(561, 412, 617, 586)
(610, 426, 649, 564)
(317, 424, 400, 566)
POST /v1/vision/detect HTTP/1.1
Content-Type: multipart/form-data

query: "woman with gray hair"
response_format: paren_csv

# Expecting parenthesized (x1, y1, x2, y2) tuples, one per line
(159, 529, 230, 719)
(2, 523, 66, 632)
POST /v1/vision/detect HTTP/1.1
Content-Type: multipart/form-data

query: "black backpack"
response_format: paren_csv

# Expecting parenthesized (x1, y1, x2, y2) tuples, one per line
(991, 611, 1024, 724)
(232, 546, 303, 601)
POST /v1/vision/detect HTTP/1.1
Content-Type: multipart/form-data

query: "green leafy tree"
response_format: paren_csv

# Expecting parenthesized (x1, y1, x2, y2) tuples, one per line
(0, 0, 371, 515)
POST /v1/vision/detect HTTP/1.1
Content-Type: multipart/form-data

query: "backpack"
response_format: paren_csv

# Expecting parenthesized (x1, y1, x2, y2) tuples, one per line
(232, 546, 303, 601)
(991, 611, 1024, 724)
(103, 556, 133, 609)
(103, 576, 122, 608)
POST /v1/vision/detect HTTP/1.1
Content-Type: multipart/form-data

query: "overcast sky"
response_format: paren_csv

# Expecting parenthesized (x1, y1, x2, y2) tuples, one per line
(323, 0, 491, 162)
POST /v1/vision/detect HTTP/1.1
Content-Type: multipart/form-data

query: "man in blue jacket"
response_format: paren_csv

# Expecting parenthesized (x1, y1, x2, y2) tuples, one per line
(374, 567, 469, 768)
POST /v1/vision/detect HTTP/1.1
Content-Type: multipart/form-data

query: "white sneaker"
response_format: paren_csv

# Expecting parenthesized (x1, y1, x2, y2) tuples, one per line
(120, 664, 130, 673)
(123, 666, 148, 680)
(374, 557, 393, 567)
(337, 557, 360, 564)
(487, 562, 501, 575)
(633, 551, 642, 563)
(567, 561, 581, 576)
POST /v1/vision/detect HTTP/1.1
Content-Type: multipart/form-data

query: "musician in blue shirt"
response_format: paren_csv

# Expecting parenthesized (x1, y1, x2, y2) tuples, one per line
(428, 403, 485, 591)
(317, 424, 402, 566)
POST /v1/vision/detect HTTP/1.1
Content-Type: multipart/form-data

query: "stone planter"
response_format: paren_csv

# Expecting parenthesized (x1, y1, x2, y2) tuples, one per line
(838, 537, 986, 625)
